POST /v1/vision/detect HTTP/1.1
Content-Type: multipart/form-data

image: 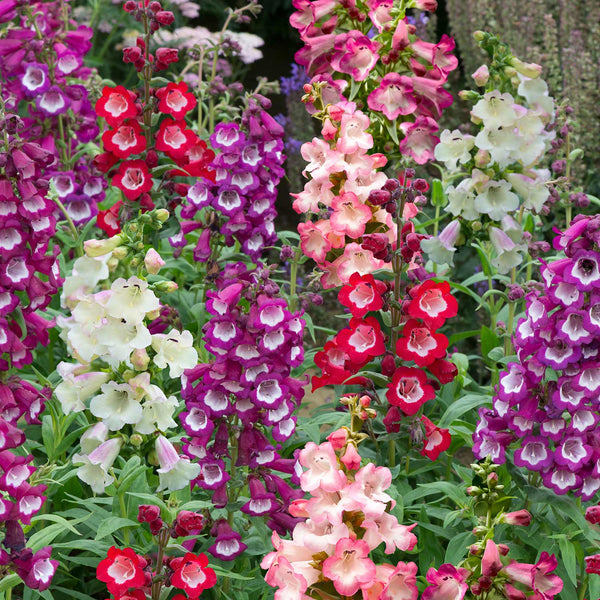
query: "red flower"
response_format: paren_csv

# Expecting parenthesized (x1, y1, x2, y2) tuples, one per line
(156, 118, 198, 159)
(96, 546, 146, 597)
(420, 415, 451, 460)
(338, 272, 387, 318)
(95, 85, 138, 127)
(395, 319, 448, 367)
(407, 279, 458, 329)
(428, 357, 457, 384)
(312, 339, 370, 390)
(169, 140, 216, 178)
(93, 151, 119, 174)
(336, 316, 386, 363)
(386, 367, 435, 415)
(585, 554, 600, 575)
(112, 160, 153, 200)
(156, 81, 197, 119)
(102, 119, 146, 158)
(97, 201, 123, 236)
(170, 552, 217, 599)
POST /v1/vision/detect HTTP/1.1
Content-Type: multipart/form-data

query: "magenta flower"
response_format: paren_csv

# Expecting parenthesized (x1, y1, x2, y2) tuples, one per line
(399, 116, 440, 164)
(331, 31, 381, 81)
(322, 537, 376, 596)
(368, 73, 417, 120)
(422, 563, 470, 600)
(503, 552, 563, 599)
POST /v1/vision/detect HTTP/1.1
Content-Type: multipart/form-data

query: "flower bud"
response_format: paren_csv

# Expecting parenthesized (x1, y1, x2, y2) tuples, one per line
(84, 235, 124, 257)
(503, 509, 532, 526)
(327, 428, 348, 450)
(509, 57, 542, 78)
(381, 353, 396, 376)
(144, 248, 165, 274)
(130, 434, 143, 447)
(586, 505, 600, 525)
(152, 281, 178, 294)
(123, 0, 137, 11)
(138, 504, 161, 523)
(154, 208, 170, 222)
(472, 64, 489, 86)
(155, 10, 174, 25)
(131, 348, 150, 371)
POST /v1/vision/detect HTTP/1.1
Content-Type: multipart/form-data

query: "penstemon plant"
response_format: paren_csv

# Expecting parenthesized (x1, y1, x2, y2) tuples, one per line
(1, 0, 600, 599)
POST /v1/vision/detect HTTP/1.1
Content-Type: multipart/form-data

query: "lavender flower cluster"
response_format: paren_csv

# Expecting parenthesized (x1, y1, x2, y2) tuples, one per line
(0, 0, 104, 225)
(475, 216, 600, 499)
(180, 97, 285, 262)
(179, 263, 305, 560)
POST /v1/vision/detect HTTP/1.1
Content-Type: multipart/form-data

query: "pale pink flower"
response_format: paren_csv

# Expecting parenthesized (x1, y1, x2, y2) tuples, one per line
(298, 441, 346, 493)
(362, 514, 417, 554)
(330, 192, 373, 238)
(336, 109, 373, 154)
(333, 243, 387, 285)
(380, 561, 419, 600)
(293, 520, 350, 554)
(304, 488, 345, 525)
(292, 178, 335, 213)
(264, 556, 310, 600)
(301, 138, 346, 182)
(322, 538, 376, 596)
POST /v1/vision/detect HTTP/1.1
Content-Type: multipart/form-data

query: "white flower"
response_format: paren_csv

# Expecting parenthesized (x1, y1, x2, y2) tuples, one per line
(73, 438, 122, 494)
(446, 178, 480, 220)
(135, 387, 179, 435)
(434, 129, 475, 171)
(474, 126, 520, 169)
(155, 435, 201, 492)
(507, 171, 550, 213)
(66, 322, 109, 364)
(474, 179, 520, 221)
(90, 381, 143, 431)
(80, 422, 109, 454)
(61, 255, 109, 308)
(471, 91, 518, 128)
(517, 74, 554, 118)
(96, 318, 152, 367)
(420, 220, 461, 267)
(104, 277, 160, 324)
(489, 227, 525, 274)
(151, 329, 198, 378)
(55, 362, 110, 414)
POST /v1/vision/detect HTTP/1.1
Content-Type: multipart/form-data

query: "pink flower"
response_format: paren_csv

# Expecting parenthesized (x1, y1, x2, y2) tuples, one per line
(481, 539, 502, 577)
(330, 192, 373, 238)
(381, 562, 419, 600)
(503, 552, 563, 599)
(322, 537, 376, 596)
(298, 441, 346, 493)
(422, 563, 470, 600)
(331, 31, 381, 81)
(362, 514, 417, 553)
(264, 556, 311, 600)
(368, 73, 417, 120)
(411, 35, 458, 75)
(336, 108, 373, 154)
(399, 116, 440, 164)
(367, 0, 394, 32)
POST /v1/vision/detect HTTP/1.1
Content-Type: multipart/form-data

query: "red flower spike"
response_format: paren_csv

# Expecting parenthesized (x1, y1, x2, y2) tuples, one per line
(336, 316, 386, 363)
(102, 119, 146, 159)
(156, 118, 198, 159)
(386, 367, 435, 415)
(156, 82, 197, 119)
(171, 552, 217, 599)
(428, 357, 458, 384)
(420, 415, 451, 460)
(407, 280, 458, 329)
(95, 85, 138, 127)
(96, 546, 146, 597)
(396, 319, 448, 367)
(97, 201, 123, 236)
(112, 160, 153, 200)
(338, 272, 387, 318)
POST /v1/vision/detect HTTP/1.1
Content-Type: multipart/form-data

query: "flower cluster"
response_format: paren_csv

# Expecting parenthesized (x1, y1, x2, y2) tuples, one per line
(262, 422, 419, 600)
(0, 0, 104, 224)
(177, 96, 285, 262)
(291, 0, 457, 162)
(56, 238, 198, 494)
(179, 262, 305, 559)
(97, 505, 216, 600)
(94, 1, 215, 237)
(429, 43, 555, 271)
(295, 101, 395, 287)
(474, 216, 600, 499)
(0, 377, 56, 591)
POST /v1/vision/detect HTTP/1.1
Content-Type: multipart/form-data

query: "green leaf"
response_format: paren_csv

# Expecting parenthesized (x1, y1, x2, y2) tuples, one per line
(439, 394, 490, 427)
(385, 119, 399, 145)
(557, 536, 578, 587)
(349, 78, 361, 102)
(0, 574, 20, 592)
(210, 566, 255, 581)
(28, 523, 70, 550)
(95, 517, 139, 540)
(126, 492, 169, 513)
(30, 514, 83, 535)
(481, 325, 501, 357)
(444, 531, 474, 564)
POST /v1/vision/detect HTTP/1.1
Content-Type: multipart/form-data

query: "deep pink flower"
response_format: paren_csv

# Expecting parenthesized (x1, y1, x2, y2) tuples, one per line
(399, 116, 440, 165)
(368, 73, 417, 120)
(331, 31, 381, 81)
(422, 563, 470, 600)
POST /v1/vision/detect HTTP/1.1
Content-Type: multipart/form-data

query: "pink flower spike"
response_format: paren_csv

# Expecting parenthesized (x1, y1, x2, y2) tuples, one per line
(368, 73, 417, 120)
(330, 192, 373, 238)
(322, 538, 376, 596)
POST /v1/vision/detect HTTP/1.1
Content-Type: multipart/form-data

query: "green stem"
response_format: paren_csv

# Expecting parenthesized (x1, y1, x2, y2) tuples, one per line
(118, 491, 131, 546)
(504, 267, 517, 356)
(54, 196, 83, 256)
(289, 247, 301, 312)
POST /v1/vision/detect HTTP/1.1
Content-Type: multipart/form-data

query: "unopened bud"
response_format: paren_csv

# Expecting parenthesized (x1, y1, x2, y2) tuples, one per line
(154, 281, 178, 293)
(509, 57, 542, 78)
(84, 235, 124, 257)
(154, 208, 170, 222)
(130, 434, 143, 447)
(472, 64, 489, 86)
(131, 348, 150, 371)
(144, 248, 165, 274)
